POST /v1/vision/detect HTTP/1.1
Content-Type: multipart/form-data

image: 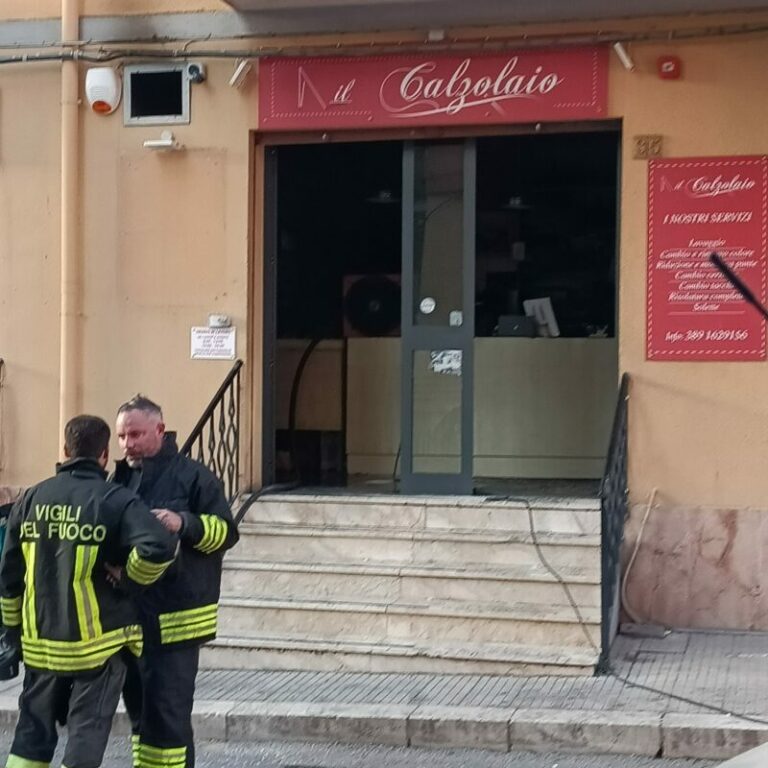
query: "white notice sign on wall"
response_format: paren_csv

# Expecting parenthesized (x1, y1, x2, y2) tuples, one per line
(190, 327, 236, 360)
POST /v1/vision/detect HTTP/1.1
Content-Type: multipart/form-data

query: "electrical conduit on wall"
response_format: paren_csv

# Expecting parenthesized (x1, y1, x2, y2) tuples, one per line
(59, 0, 81, 437)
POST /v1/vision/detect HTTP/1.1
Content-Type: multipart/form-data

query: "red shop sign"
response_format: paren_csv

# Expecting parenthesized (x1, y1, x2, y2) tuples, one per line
(258, 47, 608, 131)
(647, 156, 768, 361)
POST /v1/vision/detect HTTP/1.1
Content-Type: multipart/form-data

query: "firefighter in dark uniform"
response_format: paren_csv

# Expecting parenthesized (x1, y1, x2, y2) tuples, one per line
(113, 395, 238, 768)
(0, 414, 177, 768)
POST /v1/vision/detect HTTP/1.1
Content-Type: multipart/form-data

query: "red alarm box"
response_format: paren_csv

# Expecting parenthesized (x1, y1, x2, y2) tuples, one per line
(657, 56, 682, 80)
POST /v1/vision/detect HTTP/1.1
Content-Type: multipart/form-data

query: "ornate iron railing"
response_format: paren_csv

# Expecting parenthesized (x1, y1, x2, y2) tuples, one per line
(597, 372, 630, 674)
(181, 359, 243, 502)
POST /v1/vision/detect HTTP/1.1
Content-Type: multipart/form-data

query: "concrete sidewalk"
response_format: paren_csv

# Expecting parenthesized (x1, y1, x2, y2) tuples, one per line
(1, 630, 767, 761)
(718, 742, 768, 767)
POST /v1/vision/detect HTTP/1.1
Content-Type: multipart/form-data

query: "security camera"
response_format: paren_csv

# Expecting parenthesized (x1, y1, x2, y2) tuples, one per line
(186, 62, 206, 84)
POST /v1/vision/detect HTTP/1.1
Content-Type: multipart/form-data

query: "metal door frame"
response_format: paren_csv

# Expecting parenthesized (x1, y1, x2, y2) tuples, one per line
(400, 139, 476, 495)
(261, 146, 279, 487)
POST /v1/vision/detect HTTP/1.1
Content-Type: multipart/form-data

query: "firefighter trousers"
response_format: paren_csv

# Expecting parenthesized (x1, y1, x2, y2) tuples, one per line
(122, 645, 199, 768)
(6, 654, 126, 768)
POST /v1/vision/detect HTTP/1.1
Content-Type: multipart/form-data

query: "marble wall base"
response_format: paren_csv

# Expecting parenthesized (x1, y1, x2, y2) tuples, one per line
(622, 501, 768, 630)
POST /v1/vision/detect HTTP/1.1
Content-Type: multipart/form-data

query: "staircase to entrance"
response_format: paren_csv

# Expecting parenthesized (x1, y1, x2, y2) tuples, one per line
(202, 491, 603, 675)
(184, 362, 628, 678)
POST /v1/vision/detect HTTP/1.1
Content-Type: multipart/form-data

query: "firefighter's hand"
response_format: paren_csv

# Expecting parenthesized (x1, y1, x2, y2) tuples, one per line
(0, 627, 20, 681)
(105, 563, 123, 587)
(153, 508, 183, 534)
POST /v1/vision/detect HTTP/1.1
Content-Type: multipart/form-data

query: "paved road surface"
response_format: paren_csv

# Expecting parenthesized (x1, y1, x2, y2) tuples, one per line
(0, 731, 719, 768)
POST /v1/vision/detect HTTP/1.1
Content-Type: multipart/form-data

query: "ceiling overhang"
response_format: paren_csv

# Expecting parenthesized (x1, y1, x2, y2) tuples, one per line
(219, 0, 768, 35)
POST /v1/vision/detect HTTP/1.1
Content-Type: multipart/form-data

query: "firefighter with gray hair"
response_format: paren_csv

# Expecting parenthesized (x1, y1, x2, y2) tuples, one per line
(113, 395, 238, 768)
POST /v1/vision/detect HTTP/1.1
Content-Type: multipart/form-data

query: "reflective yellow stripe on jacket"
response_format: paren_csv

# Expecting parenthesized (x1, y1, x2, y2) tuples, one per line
(126, 547, 174, 586)
(158, 603, 217, 645)
(73, 545, 102, 640)
(0, 596, 22, 628)
(194, 514, 228, 554)
(21, 541, 38, 639)
(22, 625, 143, 673)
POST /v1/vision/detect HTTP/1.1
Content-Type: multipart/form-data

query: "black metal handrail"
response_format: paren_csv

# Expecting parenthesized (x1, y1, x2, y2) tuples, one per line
(181, 359, 243, 502)
(597, 372, 630, 674)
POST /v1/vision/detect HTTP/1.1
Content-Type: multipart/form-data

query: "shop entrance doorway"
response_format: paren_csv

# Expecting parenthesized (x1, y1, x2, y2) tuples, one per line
(261, 128, 619, 496)
(400, 140, 475, 494)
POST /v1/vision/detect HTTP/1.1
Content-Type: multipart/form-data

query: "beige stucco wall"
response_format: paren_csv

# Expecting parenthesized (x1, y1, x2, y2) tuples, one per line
(612, 33, 768, 510)
(0, 2, 227, 21)
(609, 32, 768, 629)
(0, 64, 63, 484)
(0, 9, 767, 632)
(79, 58, 258, 469)
(0, 55, 258, 486)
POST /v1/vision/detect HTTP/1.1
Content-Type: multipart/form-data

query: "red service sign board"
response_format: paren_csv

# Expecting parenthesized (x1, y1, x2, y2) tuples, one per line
(647, 156, 768, 361)
(258, 47, 607, 131)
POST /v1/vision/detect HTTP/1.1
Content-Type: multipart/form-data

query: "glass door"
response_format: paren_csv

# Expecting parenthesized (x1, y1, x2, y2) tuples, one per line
(400, 140, 475, 495)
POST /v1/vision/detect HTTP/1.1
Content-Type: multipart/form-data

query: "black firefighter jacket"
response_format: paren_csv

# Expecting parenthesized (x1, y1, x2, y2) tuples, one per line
(0, 458, 177, 674)
(112, 433, 238, 649)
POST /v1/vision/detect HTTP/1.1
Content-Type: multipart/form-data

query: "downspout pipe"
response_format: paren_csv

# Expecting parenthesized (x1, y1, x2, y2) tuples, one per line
(59, 0, 80, 438)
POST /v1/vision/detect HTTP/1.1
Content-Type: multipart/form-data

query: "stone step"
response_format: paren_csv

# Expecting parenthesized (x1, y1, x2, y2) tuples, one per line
(235, 522, 599, 568)
(248, 493, 601, 535)
(200, 633, 599, 675)
(222, 558, 601, 607)
(218, 595, 601, 648)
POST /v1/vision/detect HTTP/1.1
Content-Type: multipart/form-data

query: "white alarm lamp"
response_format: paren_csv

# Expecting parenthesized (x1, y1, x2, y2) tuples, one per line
(85, 68, 122, 115)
